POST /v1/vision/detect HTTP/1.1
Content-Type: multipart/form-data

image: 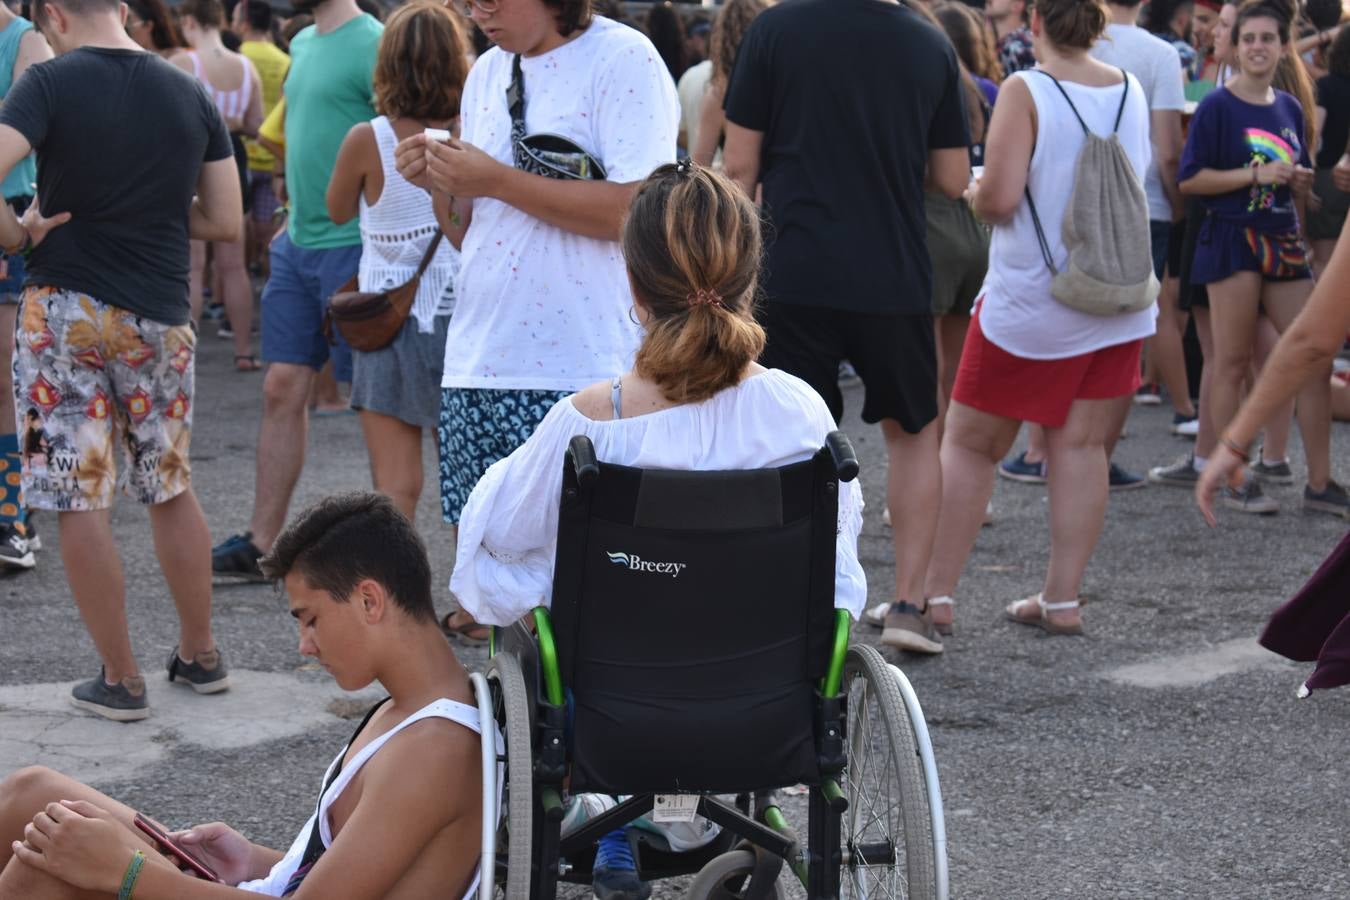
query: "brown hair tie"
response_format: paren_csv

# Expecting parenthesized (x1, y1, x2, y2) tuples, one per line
(687, 288, 723, 308)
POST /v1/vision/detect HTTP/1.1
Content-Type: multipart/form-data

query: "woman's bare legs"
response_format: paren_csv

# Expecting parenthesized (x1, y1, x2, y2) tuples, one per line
(1251, 315, 1295, 466)
(188, 240, 206, 325)
(359, 410, 424, 520)
(1261, 277, 1331, 490)
(924, 401, 1021, 630)
(1040, 396, 1118, 627)
(1205, 271, 1263, 459)
(1152, 275, 1196, 418)
(934, 313, 970, 443)
(1193, 307, 1218, 461)
(213, 238, 255, 366)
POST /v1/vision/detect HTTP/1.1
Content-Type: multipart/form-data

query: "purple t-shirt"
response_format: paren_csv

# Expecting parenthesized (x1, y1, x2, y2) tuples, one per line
(1178, 86, 1311, 233)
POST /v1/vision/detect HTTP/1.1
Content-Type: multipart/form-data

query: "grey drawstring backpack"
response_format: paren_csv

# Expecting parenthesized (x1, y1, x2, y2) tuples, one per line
(1025, 69, 1160, 317)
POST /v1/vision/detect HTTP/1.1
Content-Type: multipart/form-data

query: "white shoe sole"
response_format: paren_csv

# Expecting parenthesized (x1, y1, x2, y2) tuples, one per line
(863, 602, 890, 628)
(880, 627, 944, 654)
(0, 550, 36, 569)
(170, 673, 232, 694)
(70, 697, 150, 721)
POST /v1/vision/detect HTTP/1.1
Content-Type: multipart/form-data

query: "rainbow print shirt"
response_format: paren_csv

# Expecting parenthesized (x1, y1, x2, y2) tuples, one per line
(1177, 86, 1310, 231)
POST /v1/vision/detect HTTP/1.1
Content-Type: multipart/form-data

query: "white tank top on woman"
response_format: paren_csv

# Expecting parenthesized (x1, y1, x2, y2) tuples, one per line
(359, 116, 459, 334)
(976, 69, 1158, 360)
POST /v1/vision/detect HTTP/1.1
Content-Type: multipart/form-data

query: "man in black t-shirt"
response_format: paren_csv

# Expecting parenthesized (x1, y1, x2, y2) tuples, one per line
(723, 0, 970, 656)
(0, 0, 242, 720)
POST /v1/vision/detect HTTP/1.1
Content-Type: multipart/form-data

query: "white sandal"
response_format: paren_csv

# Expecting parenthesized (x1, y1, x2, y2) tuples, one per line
(1004, 593, 1083, 636)
(928, 595, 954, 636)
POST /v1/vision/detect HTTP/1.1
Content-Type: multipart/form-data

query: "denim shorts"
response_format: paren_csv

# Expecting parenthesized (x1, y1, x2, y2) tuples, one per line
(437, 386, 569, 523)
(260, 231, 360, 382)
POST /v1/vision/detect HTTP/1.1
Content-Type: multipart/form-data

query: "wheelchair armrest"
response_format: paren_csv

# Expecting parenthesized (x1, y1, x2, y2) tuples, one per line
(826, 431, 859, 482)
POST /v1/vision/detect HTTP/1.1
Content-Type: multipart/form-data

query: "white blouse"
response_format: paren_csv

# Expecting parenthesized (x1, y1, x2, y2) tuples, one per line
(451, 369, 867, 626)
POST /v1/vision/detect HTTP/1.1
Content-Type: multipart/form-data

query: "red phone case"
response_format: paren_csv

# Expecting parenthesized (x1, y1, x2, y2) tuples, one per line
(133, 814, 224, 883)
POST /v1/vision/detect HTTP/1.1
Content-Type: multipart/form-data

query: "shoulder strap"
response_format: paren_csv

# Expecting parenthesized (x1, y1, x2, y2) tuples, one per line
(294, 697, 392, 871)
(413, 231, 445, 280)
(1031, 69, 1089, 136)
(1112, 69, 1130, 134)
(611, 374, 623, 421)
(1024, 188, 1060, 276)
(506, 54, 526, 130)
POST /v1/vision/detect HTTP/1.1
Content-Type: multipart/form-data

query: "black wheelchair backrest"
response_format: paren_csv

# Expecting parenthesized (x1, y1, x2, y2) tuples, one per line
(548, 432, 855, 795)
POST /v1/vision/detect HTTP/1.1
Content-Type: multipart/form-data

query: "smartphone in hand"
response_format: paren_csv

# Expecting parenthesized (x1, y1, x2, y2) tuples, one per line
(133, 814, 224, 883)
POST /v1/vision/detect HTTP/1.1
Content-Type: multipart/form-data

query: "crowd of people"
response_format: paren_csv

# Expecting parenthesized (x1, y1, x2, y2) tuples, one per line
(0, 0, 1348, 895)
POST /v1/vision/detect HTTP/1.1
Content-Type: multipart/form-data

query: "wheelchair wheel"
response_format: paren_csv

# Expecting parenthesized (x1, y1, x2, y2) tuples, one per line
(684, 850, 787, 900)
(486, 652, 534, 898)
(839, 645, 937, 899)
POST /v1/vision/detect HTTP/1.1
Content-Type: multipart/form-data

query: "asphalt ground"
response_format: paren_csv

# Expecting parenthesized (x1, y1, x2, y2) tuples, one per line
(1, 332, 1347, 898)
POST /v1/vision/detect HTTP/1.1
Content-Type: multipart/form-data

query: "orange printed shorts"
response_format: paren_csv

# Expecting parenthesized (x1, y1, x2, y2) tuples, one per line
(13, 286, 196, 511)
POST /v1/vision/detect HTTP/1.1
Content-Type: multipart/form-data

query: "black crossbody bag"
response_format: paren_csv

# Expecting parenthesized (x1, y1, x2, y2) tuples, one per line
(507, 54, 607, 181)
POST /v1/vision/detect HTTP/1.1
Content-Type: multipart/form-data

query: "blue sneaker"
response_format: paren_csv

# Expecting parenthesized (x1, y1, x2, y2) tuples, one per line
(592, 828, 649, 900)
(998, 451, 1047, 484)
(1108, 463, 1147, 492)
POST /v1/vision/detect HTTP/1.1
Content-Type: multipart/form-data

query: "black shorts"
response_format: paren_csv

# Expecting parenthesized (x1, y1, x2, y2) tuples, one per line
(758, 303, 938, 433)
(1177, 199, 1210, 311)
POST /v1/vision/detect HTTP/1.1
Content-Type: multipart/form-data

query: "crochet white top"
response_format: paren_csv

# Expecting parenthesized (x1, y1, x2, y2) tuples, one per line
(451, 369, 867, 626)
(358, 116, 459, 333)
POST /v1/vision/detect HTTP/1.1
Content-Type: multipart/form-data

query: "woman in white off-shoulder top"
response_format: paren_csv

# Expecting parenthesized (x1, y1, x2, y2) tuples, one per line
(450, 162, 866, 630)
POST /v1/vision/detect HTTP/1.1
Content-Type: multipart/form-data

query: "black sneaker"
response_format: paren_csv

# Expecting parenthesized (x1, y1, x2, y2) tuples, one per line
(212, 532, 267, 582)
(1148, 454, 1199, 487)
(0, 521, 34, 569)
(1303, 479, 1350, 519)
(70, 668, 149, 722)
(167, 646, 231, 694)
(1251, 458, 1295, 486)
(1108, 463, 1147, 491)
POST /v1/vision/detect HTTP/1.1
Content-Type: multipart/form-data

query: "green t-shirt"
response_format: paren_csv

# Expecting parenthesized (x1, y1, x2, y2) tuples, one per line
(0, 17, 37, 202)
(283, 14, 382, 249)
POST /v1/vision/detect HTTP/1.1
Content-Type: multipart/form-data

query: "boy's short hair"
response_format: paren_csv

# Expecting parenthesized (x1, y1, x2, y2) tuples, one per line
(261, 493, 437, 623)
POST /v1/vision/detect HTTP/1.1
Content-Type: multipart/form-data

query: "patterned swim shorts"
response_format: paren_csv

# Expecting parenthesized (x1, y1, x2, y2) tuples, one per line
(14, 286, 196, 511)
(437, 386, 570, 524)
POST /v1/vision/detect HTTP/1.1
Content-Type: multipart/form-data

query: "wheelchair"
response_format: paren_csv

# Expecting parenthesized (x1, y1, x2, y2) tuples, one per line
(482, 431, 947, 899)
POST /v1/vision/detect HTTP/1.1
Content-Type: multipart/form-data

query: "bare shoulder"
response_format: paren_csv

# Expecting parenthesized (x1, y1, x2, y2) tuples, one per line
(571, 380, 613, 422)
(370, 715, 481, 785)
(168, 50, 194, 72)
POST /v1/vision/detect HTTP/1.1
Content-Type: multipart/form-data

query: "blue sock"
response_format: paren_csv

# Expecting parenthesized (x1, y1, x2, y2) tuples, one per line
(0, 433, 19, 527)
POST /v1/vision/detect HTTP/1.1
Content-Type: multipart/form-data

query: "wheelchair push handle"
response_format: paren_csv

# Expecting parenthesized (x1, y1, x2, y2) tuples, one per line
(568, 435, 600, 487)
(826, 431, 859, 483)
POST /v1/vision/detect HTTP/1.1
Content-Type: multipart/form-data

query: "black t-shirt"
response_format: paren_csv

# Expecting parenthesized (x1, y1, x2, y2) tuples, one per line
(1316, 73, 1350, 169)
(0, 48, 232, 325)
(723, 0, 969, 315)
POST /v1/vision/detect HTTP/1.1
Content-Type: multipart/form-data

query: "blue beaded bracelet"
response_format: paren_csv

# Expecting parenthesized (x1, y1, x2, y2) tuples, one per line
(118, 849, 146, 900)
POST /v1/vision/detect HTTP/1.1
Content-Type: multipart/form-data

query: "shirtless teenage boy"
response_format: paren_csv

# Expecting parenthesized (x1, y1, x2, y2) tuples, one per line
(0, 493, 490, 899)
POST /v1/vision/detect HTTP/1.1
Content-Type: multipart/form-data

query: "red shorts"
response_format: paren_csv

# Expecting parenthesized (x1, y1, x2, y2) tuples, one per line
(951, 307, 1143, 428)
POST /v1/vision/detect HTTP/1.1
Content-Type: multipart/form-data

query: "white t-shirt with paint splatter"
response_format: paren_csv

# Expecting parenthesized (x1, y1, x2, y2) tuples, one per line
(443, 17, 680, 391)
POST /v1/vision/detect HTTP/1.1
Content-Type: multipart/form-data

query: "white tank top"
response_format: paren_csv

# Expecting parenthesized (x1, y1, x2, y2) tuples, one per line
(358, 116, 459, 333)
(187, 50, 252, 122)
(975, 69, 1158, 360)
(236, 697, 499, 897)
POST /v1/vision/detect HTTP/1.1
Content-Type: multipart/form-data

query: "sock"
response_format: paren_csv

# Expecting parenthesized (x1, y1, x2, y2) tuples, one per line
(0, 433, 21, 527)
(1260, 454, 1289, 466)
(1193, 455, 1208, 473)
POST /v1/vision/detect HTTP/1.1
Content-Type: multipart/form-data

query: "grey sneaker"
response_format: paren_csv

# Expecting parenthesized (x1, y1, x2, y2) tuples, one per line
(1251, 459, 1295, 485)
(880, 602, 943, 655)
(167, 647, 231, 694)
(1222, 479, 1280, 515)
(70, 668, 149, 722)
(1303, 480, 1350, 519)
(1148, 454, 1199, 487)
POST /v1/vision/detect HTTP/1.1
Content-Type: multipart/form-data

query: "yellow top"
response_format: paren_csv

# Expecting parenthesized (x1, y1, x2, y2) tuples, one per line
(258, 96, 286, 160)
(241, 39, 289, 171)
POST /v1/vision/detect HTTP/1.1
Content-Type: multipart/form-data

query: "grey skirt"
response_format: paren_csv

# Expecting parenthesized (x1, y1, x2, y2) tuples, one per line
(349, 314, 449, 429)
